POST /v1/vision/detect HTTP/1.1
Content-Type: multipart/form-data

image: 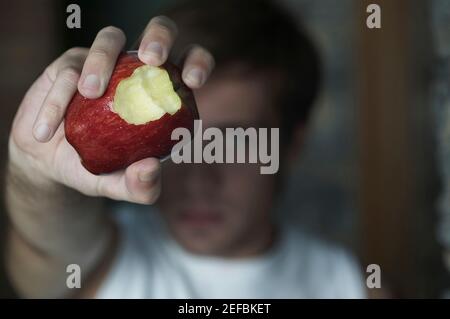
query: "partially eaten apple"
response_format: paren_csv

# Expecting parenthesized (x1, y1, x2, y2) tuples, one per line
(65, 52, 198, 175)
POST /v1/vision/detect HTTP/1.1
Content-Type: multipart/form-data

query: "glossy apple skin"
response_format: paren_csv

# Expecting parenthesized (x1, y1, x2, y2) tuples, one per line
(65, 53, 198, 175)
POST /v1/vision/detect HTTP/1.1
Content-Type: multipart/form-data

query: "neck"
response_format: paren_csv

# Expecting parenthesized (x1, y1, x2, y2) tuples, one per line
(221, 220, 277, 259)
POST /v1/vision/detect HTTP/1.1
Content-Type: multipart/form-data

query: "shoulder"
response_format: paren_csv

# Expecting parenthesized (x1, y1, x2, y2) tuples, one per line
(281, 225, 366, 298)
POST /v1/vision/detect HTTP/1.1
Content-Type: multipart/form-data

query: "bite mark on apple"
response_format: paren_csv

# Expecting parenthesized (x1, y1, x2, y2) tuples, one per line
(112, 65, 182, 125)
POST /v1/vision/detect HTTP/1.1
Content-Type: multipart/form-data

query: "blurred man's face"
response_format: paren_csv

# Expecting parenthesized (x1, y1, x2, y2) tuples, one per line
(158, 64, 282, 257)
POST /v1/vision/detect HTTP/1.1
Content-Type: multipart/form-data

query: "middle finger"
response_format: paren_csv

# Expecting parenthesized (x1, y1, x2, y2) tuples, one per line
(138, 16, 178, 66)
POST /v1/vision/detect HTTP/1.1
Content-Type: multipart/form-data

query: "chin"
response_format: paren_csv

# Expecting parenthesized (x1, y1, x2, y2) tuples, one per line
(179, 240, 220, 256)
(170, 224, 229, 255)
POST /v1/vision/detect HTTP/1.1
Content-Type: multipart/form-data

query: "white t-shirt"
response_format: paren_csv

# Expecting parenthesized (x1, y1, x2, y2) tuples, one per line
(96, 204, 366, 299)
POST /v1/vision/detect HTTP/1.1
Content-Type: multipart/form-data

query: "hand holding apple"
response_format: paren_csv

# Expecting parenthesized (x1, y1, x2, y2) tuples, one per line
(8, 17, 214, 204)
(65, 52, 198, 175)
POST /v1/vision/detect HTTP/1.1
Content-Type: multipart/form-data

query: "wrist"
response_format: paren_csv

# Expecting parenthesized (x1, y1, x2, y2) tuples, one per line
(7, 138, 56, 190)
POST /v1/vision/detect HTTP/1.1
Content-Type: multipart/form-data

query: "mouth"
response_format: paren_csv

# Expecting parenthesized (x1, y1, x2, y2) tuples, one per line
(178, 208, 224, 228)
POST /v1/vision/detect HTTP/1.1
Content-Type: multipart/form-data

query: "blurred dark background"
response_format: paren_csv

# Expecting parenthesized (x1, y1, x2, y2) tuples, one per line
(0, 0, 448, 298)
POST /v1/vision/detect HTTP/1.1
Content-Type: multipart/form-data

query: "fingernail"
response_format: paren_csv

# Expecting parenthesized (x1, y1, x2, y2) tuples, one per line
(139, 169, 158, 183)
(82, 74, 100, 91)
(34, 123, 51, 142)
(143, 42, 163, 63)
(185, 69, 204, 87)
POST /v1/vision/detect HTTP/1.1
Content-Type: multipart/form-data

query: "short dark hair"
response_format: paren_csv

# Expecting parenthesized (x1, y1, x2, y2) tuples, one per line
(163, 0, 321, 142)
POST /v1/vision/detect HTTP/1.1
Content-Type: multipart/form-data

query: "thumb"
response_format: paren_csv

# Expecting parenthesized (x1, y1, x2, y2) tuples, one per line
(96, 157, 161, 204)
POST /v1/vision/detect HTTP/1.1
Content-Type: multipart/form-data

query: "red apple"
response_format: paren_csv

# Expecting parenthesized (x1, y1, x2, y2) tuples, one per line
(65, 52, 198, 175)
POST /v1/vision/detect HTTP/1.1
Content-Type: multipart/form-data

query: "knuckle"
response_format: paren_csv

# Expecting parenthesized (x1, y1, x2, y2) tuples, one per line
(89, 47, 110, 60)
(59, 67, 80, 86)
(44, 99, 62, 119)
(95, 178, 110, 198)
(10, 129, 31, 151)
(100, 26, 125, 37)
(43, 100, 63, 121)
(44, 65, 57, 83)
(95, 178, 104, 196)
(98, 26, 126, 44)
(66, 46, 87, 57)
(146, 29, 170, 45)
(149, 17, 177, 39)
(151, 15, 178, 33)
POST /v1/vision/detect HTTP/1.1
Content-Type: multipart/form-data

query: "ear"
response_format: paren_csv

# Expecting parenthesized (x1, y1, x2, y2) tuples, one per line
(285, 124, 306, 170)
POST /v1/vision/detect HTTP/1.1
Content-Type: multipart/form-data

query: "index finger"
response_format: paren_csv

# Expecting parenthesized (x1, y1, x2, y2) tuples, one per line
(32, 48, 89, 142)
(78, 26, 126, 99)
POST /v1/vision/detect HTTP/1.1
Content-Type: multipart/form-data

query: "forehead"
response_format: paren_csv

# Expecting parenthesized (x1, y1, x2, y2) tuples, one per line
(194, 65, 280, 128)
